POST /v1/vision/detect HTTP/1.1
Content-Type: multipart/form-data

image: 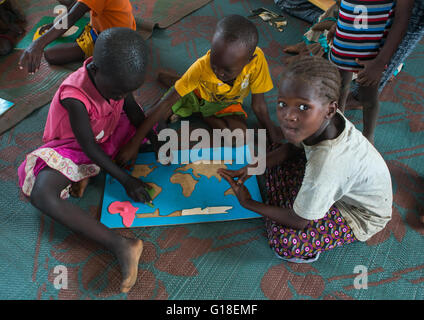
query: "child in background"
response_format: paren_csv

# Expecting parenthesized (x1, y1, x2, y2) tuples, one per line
(156, 15, 282, 145)
(18, 28, 157, 293)
(219, 56, 393, 263)
(328, 0, 414, 143)
(19, 0, 136, 73)
(348, 0, 424, 105)
(0, 0, 26, 56)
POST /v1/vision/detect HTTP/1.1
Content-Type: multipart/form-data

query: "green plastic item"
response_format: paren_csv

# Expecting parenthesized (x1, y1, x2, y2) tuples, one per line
(145, 185, 155, 208)
(16, 16, 90, 50)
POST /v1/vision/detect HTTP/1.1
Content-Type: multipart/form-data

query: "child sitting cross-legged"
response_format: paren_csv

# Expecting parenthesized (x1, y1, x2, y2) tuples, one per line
(18, 28, 158, 293)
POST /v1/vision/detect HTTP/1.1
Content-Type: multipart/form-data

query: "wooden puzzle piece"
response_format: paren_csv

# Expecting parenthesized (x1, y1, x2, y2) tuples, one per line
(108, 201, 139, 228)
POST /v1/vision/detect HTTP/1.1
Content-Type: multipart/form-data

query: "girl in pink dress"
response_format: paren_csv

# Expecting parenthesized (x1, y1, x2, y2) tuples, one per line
(17, 27, 160, 293)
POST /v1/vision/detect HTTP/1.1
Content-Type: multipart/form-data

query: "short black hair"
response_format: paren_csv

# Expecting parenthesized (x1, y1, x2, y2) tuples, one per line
(214, 14, 258, 56)
(93, 27, 148, 90)
(282, 55, 341, 103)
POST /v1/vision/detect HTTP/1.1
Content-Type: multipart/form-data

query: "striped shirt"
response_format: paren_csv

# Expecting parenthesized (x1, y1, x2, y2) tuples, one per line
(329, 0, 395, 72)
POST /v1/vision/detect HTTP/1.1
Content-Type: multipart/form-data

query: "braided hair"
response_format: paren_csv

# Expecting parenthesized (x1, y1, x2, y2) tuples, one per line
(282, 55, 341, 104)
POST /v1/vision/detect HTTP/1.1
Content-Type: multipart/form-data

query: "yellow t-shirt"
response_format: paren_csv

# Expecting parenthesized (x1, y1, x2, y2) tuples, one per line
(174, 47, 273, 104)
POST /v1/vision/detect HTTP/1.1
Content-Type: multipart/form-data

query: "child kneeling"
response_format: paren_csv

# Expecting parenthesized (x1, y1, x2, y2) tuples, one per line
(219, 56, 393, 263)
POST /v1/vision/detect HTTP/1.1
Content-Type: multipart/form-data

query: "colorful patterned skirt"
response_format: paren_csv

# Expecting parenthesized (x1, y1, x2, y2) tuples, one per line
(265, 151, 357, 261)
(18, 113, 135, 199)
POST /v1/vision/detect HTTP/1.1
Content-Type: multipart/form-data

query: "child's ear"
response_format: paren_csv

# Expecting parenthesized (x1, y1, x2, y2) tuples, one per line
(88, 62, 98, 74)
(326, 101, 338, 118)
(248, 54, 257, 63)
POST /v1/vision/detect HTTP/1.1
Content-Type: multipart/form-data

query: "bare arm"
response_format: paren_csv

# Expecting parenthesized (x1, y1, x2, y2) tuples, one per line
(356, 0, 414, 86)
(244, 200, 309, 229)
(251, 93, 283, 143)
(375, 1, 414, 67)
(62, 98, 152, 203)
(19, 1, 90, 73)
(219, 169, 309, 229)
(115, 87, 181, 167)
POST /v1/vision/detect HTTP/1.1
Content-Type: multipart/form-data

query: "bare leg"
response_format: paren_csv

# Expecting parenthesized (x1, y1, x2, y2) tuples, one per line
(357, 85, 379, 144)
(338, 70, 353, 113)
(30, 167, 143, 293)
(157, 69, 180, 88)
(345, 91, 363, 110)
(203, 115, 247, 146)
(44, 42, 85, 66)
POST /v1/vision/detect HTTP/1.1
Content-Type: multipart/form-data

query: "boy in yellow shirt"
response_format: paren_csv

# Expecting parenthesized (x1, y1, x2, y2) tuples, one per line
(115, 14, 282, 166)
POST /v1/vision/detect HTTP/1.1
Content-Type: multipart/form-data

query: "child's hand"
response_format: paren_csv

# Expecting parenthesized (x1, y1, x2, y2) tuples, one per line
(355, 58, 386, 87)
(219, 168, 252, 206)
(116, 140, 139, 169)
(268, 124, 284, 145)
(326, 23, 337, 45)
(123, 176, 152, 204)
(312, 19, 336, 32)
(19, 40, 45, 74)
(218, 167, 251, 186)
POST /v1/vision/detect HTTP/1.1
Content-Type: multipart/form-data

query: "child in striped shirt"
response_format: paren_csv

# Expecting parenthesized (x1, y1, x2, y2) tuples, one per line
(328, 0, 413, 144)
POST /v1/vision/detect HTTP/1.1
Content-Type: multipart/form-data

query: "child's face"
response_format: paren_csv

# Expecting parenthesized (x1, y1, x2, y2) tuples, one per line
(94, 70, 143, 101)
(277, 77, 335, 145)
(210, 34, 254, 84)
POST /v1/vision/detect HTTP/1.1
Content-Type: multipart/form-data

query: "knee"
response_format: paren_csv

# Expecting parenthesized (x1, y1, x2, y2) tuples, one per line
(29, 182, 59, 210)
(43, 48, 57, 65)
(0, 38, 13, 56)
(29, 183, 46, 209)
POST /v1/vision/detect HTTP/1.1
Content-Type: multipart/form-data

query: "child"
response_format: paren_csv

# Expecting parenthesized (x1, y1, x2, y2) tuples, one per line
(282, 1, 340, 64)
(219, 56, 393, 263)
(0, 0, 26, 56)
(155, 15, 282, 145)
(19, 0, 136, 73)
(328, 0, 414, 143)
(348, 0, 424, 106)
(18, 28, 157, 293)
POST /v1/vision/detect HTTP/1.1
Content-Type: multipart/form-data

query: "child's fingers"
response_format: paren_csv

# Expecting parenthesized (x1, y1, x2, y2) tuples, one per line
(355, 58, 365, 67)
(218, 168, 238, 178)
(142, 189, 152, 203)
(134, 187, 151, 203)
(18, 51, 26, 69)
(129, 157, 136, 169)
(237, 173, 249, 186)
(220, 171, 238, 189)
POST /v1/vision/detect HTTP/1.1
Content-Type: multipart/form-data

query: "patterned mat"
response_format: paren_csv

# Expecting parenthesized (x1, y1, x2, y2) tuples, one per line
(0, 0, 423, 300)
(131, 0, 213, 39)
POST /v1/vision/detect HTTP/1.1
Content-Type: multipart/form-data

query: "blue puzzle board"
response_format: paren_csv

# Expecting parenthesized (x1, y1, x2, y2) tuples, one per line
(100, 146, 262, 228)
(0, 98, 14, 116)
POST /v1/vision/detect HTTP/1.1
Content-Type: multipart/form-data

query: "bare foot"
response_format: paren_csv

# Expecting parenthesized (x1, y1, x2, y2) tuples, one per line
(282, 55, 301, 66)
(70, 178, 90, 198)
(116, 238, 144, 293)
(157, 69, 180, 88)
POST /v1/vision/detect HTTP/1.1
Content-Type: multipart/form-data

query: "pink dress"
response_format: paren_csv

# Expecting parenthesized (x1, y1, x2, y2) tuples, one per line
(18, 57, 136, 198)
